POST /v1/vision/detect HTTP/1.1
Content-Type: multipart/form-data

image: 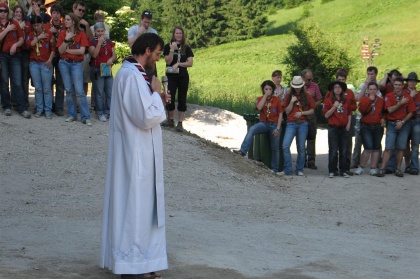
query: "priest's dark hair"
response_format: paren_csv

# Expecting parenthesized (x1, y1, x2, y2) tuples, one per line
(131, 33, 164, 56)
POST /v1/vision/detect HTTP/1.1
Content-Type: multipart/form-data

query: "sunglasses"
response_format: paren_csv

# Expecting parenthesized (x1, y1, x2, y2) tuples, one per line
(0, 9, 8, 13)
(32, 3, 40, 6)
(78, 8, 85, 12)
(143, 11, 152, 16)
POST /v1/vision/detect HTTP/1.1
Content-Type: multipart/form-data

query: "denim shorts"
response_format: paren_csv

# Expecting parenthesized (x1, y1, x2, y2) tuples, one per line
(384, 120, 412, 150)
(360, 123, 383, 151)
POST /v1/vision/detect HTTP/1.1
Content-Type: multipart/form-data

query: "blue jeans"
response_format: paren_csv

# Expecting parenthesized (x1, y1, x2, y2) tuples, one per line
(0, 52, 27, 113)
(240, 121, 280, 171)
(59, 60, 91, 121)
(385, 120, 412, 150)
(409, 118, 420, 172)
(30, 61, 53, 115)
(90, 67, 113, 115)
(282, 122, 308, 175)
(360, 123, 383, 151)
(328, 126, 349, 174)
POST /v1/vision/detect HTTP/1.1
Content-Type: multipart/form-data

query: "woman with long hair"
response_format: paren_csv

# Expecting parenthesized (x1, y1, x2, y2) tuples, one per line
(26, 15, 56, 118)
(281, 76, 315, 176)
(162, 26, 194, 132)
(236, 80, 283, 174)
(12, 5, 31, 109)
(323, 80, 352, 178)
(57, 13, 91, 125)
(355, 82, 385, 175)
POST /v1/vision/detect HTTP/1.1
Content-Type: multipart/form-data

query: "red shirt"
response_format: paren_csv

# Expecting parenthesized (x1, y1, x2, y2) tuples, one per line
(20, 20, 32, 51)
(384, 91, 416, 121)
(88, 38, 115, 67)
(359, 96, 385, 125)
(412, 91, 420, 117)
(283, 93, 315, 122)
(56, 31, 88, 61)
(325, 89, 357, 112)
(44, 20, 66, 43)
(323, 97, 351, 127)
(26, 30, 56, 62)
(256, 95, 283, 123)
(305, 82, 322, 102)
(0, 19, 25, 53)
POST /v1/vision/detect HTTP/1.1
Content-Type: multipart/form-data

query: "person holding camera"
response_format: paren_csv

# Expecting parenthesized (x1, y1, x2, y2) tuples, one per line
(162, 26, 194, 132)
(281, 76, 315, 176)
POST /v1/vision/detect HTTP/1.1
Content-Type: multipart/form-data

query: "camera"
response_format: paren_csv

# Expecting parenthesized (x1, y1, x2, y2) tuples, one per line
(166, 67, 179, 74)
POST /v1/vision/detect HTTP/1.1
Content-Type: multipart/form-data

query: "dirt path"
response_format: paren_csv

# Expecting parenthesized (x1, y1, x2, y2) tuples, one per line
(0, 103, 419, 279)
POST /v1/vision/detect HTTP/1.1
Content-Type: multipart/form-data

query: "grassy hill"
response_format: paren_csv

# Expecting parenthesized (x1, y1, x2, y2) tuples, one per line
(155, 0, 419, 115)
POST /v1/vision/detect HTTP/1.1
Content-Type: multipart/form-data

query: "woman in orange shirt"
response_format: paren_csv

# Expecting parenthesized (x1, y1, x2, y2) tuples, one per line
(323, 81, 352, 178)
(27, 15, 56, 118)
(355, 82, 385, 175)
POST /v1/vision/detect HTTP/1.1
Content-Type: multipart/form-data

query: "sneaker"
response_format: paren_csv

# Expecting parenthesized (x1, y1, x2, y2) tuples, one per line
(340, 172, 350, 178)
(354, 166, 363, 175)
(45, 114, 52, 119)
(329, 172, 335, 178)
(345, 170, 354, 176)
(377, 169, 385, 177)
(4, 109, 12, 116)
(395, 169, 404, 177)
(296, 171, 304, 176)
(55, 110, 64, 116)
(34, 112, 42, 118)
(21, 111, 31, 118)
(83, 119, 92, 126)
(99, 114, 107, 122)
(369, 168, 378, 176)
(65, 117, 77, 122)
(176, 122, 183, 132)
(162, 119, 175, 127)
(277, 171, 286, 176)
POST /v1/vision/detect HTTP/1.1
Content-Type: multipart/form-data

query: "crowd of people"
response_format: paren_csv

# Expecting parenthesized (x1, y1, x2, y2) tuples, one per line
(237, 67, 419, 178)
(0, 0, 117, 126)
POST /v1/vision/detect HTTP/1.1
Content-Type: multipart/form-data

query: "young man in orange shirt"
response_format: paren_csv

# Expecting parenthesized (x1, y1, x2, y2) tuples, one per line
(377, 77, 416, 177)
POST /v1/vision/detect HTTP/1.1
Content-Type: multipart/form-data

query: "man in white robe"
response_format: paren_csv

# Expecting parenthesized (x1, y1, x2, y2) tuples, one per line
(100, 33, 170, 279)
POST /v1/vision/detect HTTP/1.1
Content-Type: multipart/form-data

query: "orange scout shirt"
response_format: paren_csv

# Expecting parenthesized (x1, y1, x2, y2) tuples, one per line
(323, 97, 351, 127)
(26, 30, 56, 62)
(384, 91, 416, 121)
(358, 96, 385, 125)
(256, 95, 283, 123)
(0, 19, 24, 53)
(325, 89, 357, 112)
(56, 30, 88, 61)
(283, 93, 315, 123)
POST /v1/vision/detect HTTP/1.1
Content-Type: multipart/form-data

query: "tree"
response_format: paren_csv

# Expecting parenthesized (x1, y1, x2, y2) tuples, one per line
(283, 22, 353, 123)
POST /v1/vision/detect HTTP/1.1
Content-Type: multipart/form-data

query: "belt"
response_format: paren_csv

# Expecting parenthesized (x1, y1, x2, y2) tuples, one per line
(387, 120, 409, 125)
(361, 123, 381, 127)
(328, 124, 346, 128)
(62, 58, 82, 63)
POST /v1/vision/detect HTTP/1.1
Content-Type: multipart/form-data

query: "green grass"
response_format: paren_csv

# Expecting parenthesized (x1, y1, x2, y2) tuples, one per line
(114, 0, 420, 115)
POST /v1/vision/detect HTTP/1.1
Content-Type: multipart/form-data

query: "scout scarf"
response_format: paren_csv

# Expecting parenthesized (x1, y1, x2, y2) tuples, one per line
(125, 55, 153, 93)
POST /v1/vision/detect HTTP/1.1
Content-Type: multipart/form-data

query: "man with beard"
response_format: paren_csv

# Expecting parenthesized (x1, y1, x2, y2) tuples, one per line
(100, 33, 170, 279)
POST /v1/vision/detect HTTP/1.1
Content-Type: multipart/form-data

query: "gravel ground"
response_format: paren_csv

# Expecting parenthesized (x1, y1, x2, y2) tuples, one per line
(0, 100, 419, 279)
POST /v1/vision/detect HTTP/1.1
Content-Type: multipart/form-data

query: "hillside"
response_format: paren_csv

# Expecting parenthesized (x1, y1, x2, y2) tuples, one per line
(174, 0, 419, 114)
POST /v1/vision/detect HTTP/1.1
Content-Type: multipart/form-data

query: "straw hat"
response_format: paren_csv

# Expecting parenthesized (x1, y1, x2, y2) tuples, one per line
(290, 76, 305, 88)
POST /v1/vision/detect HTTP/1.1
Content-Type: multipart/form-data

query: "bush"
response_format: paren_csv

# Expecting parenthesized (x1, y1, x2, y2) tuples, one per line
(113, 42, 131, 63)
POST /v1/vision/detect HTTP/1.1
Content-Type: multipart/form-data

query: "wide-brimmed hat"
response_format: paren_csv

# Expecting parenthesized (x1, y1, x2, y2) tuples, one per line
(290, 76, 304, 88)
(405, 72, 420, 82)
(328, 80, 347, 92)
(0, 3, 9, 11)
(44, 0, 58, 6)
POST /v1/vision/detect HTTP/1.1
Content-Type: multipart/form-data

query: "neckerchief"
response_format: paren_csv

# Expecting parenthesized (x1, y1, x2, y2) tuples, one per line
(125, 55, 153, 93)
(94, 37, 108, 55)
(264, 95, 273, 120)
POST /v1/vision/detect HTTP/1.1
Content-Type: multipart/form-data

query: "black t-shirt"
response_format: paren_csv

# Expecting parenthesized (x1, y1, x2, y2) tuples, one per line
(163, 43, 194, 76)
